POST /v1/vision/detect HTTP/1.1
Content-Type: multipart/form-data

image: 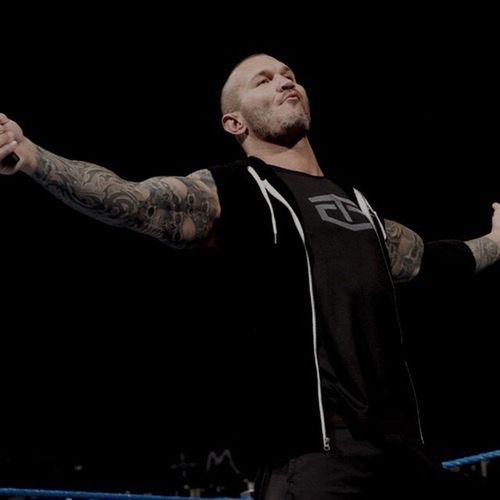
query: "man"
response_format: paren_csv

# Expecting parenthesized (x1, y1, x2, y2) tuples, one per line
(1, 54, 499, 499)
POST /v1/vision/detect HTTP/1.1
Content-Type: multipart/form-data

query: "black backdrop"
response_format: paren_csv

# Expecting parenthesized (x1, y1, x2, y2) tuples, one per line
(1, 18, 499, 492)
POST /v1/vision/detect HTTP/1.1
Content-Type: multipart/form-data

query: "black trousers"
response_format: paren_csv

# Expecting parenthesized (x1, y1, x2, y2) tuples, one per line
(253, 427, 488, 499)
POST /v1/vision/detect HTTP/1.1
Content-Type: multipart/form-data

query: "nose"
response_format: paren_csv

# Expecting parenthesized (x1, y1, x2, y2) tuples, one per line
(278, 76, 295, 92)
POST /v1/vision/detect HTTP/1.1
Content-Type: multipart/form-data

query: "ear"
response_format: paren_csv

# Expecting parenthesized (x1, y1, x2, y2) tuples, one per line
(221, 112, 247, 138)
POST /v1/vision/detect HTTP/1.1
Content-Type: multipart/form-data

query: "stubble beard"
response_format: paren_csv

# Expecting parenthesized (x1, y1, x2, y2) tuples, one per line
(243, 103, 311, 147)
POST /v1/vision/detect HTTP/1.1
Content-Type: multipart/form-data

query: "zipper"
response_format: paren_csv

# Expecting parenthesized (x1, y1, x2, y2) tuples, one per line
(386, 255, 425, 444)
(354, 190, 425, 445)
(388, 269, 426, 445)
(252, 174, 331, 453)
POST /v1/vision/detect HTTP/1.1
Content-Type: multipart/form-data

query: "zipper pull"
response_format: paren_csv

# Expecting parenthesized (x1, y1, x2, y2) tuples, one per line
(323, 436, 331, 452)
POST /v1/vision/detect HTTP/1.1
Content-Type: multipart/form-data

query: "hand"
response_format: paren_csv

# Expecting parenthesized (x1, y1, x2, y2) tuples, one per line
(0, 113, 35, 175)
(490, 202, 500, 245)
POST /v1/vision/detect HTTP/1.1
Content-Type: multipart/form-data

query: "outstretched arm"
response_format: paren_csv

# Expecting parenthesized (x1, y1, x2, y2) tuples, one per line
(0, 114, 220, 249)
(385, 203, 500, 283)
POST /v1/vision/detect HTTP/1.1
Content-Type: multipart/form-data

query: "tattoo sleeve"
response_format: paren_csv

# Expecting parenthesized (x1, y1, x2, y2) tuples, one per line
(384, 219, 424, 283)
(465, 236, 500, 273)
(32, 146, 220, 248)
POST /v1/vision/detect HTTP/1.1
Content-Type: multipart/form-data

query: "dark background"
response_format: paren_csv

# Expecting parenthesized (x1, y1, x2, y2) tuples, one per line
(1, 13, 499, 493)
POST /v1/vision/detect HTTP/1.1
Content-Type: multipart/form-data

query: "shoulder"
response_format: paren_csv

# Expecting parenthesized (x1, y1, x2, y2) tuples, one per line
(205, 160, 264, 204)
(205, 160, 250, 185)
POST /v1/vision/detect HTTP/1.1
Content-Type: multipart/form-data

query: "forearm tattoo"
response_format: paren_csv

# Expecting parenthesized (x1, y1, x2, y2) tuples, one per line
(465, 236, 500, 273)
(384, 219, 424, 282)
(32, 146, 220, 248)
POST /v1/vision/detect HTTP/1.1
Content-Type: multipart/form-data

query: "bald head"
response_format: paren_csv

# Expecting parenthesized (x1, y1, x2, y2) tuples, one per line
(220, 53, 267, 115)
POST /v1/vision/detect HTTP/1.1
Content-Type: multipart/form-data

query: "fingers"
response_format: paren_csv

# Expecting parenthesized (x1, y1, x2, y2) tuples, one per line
(0, 139, 18, 161)
(0, 115, 18, 163)
(493, 202, 500, 210)
(0, 113, 19, 172)
(0, 125, 16, 146)
(0, 113, 15, 137)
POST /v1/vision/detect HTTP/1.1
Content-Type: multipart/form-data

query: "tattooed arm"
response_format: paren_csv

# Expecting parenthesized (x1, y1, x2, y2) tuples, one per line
(0, 114, 220, 249)
(384, 202, 500, 283)
(464, 203, 500, 272)
(384, 220, 424, 283)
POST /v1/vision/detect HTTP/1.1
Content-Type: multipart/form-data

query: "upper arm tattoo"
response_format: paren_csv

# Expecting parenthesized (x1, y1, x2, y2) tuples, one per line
(33, 146, 220, 248)
(137, 169, 221, 248)
(384, 219, 424, 282)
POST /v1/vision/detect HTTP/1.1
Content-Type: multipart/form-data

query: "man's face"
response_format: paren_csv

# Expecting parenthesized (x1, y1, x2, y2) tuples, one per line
(233, 55, 311, 144)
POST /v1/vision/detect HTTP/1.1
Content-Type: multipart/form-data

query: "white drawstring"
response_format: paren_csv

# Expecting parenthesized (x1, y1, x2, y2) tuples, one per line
(353, 188, 387, 240)
(247, 166, 278, 244)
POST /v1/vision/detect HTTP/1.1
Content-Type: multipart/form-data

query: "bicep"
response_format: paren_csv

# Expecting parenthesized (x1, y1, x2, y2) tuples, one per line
(134, 169, 221, 248)
(384, 219, 424, 282)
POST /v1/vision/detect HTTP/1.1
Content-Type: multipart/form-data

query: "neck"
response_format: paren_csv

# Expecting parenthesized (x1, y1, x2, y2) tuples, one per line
(244, 136, 324, 177)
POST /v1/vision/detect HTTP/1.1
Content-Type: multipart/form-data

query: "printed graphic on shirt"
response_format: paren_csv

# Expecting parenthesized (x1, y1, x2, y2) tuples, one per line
(308, 193, 373, 231)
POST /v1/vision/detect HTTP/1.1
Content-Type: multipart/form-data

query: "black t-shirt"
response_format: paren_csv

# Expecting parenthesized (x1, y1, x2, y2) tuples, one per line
(273, 165, 404, 429)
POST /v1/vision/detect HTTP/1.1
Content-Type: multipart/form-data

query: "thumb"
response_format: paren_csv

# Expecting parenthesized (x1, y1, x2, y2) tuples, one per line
(493, 202, 500, 210)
